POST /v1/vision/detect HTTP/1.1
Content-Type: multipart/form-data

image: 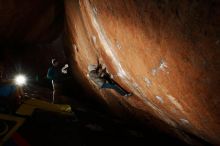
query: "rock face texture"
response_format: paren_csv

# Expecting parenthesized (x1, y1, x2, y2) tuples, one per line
(0, 0, 219, 145)
(65, 0, 220, 145)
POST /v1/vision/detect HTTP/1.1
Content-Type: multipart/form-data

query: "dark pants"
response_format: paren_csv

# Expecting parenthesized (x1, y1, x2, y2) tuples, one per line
(101, 83, 127, 96)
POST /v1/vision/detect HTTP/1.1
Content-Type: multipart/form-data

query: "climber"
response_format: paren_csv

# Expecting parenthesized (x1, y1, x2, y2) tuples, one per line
(87, 63, 132, 97)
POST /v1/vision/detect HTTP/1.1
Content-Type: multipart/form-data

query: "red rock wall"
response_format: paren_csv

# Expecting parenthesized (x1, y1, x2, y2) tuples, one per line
(65, 0, 220, 145)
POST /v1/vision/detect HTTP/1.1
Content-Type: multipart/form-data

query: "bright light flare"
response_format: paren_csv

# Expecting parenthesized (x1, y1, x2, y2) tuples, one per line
(14, 74, 27, 86)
